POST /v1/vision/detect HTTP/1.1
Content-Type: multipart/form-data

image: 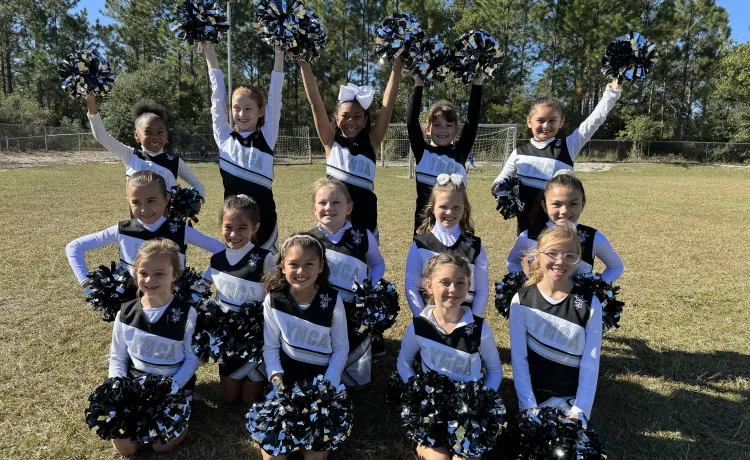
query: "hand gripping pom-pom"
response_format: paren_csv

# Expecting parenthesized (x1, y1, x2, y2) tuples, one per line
(373, 12, 424, 63)
(601, 31, 657, 84)
(85, 262, 137, 321)
(449, 30, 504, 84)
(174, 267, 212, 310)
(58, 50, 114, 98)
(495, 272, 528, 319)
(253, 0, 327, 62)
(167, 185, 203, 224)
(407, 36, 450, 85)
(350, 278, 400, 336)
(573, 273, 624, 333)
(192, 299, 265, 366)
(170, 0, 229, 45)
(246, 376, 353, 455)
(85, 375, 191, 445)
(494, 176, 524, 220)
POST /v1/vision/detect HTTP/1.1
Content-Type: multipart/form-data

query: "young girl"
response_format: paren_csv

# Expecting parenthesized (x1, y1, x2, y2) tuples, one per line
(397, 252, 502, 460)
(86, 93, 205, 200)
(506, 170, 623, 284)
(299, 57, 403, 239)
(108, 238, 200, 456)
(492, 79, 623, 235)
(405, 174, 489, 317)
(203, 42, 285, 252)
(509, 223, 602, 422)
(203, 194, 277, 403)
(407, 74, 484, 232)
(307, 178, 385, 385)
(261, 233, 349, 460)
(65, 170, 224, 287)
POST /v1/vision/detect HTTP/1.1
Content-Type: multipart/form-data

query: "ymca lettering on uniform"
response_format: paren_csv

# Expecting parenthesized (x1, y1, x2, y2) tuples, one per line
(429, 347, 472, 376)
(214, 277, 258, 303)
(285, 321, 330, 349)
(342, 155, 372, 176)
(328, 259, 360, 284)
(533, 315, 581, 350)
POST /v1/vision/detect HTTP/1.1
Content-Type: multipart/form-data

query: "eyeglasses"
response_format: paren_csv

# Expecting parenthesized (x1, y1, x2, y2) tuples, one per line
(540, 250, 581, 264)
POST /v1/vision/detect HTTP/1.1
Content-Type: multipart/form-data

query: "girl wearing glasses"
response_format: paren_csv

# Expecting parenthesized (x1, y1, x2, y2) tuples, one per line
(509, 222, 603, 423)
(506, 170, 623, 284)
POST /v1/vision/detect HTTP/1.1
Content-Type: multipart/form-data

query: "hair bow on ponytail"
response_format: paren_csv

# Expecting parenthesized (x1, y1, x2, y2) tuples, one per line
(338, 83, 376, 110)
(436, 173, 464, 186)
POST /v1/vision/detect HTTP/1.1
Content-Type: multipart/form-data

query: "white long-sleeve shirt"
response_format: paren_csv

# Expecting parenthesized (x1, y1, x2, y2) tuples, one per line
(108, 298, 200, 389)
(397, 305, 503, 390)
(509, 288, 602, 419)
(405, 223, 490, 317)
(261, 291, 349, 387)
(317, 221, 386, 288)
(87, 113, 205, 197)
(506, 221, 624, 284)
(493, 86, 622, 188)
(65, 216, 224, 285)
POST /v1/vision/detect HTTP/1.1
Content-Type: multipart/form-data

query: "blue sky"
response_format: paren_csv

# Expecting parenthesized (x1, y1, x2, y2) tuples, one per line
(73, 0, 749, 43)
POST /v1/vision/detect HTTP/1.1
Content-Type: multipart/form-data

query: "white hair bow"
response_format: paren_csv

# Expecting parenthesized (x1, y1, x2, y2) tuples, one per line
(436, 173, 464, 186)
(338, 83, 376, 110)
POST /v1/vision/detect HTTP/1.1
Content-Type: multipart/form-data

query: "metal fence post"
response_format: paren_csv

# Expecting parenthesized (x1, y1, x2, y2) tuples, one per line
(380, 141, 385, 167)
(78, 134, 82, 152)
(705, 142, 709, 163)
(44, 127, 48, 151)
(4, 135, 7, 151)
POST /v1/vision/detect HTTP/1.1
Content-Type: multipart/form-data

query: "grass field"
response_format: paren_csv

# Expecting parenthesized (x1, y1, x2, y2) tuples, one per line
(1, 162, 750, 459)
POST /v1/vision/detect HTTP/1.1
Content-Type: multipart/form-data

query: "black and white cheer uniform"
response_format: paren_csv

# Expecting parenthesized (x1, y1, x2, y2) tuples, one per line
(506, 220, 624, 284)
(209, 69, 284, 252)
(326, 134, 379, 238)
(509, 285, 602, 419)
(397, 305, 502, 390)
(204, 241, 276, 380)
(492, 86, 622, 235)
(65, 215, 224, 285)
(407, 84, 482, 232)
(262, 287, 349, 387)
(404, 222, 489, 317)
(109, 296, 200, 395)
(309, 223, 385, 386)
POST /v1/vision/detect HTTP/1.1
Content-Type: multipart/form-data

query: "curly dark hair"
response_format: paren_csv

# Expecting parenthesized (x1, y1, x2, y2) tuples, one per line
(131, 98, 167, 125)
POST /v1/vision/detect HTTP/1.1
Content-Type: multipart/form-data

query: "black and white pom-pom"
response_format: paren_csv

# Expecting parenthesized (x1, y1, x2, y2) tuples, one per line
(170, 0, 229, 45)
(246, 376, 353, 455)
(85, 375, 191, 445)
(192, 299, 265, 365)
(85, 262, 137, 322)
(253, 0, 327, 62)
(350, 278, 400, 336)
(192, 299, 224, 362)
(58, 50, 114, 98)
(446, 381, 507, 458)
(388, 370, 454, 447)
(174, 267, 212, 310)
(448, 29, 504, 83)
(407, 36, 450, 85)
(373, 12, 423, 62)
(167, 185, 203, 224)
(573, 273, 624, 333)
(495, 272, 528, 319)
(601, 31, 657, 84)
(494, 176, 524, 220)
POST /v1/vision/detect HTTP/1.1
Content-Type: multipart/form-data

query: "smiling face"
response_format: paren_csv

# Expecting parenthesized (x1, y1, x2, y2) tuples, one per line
(426, 112, 458, 147)
(136, 253, 178, 300)
(281, 245, 324, 298)
(134, 116, 167, 152)
(543, 185, 585, 225)
(232, 93, 265, 132)
(539, 238, 580, 283)
(425, 263, 470, 310)
(433, 190, 465, 229)
(336, 101, 367, 139)
(127, 182, 169, 225)
(314, 186, 352, 232)
(527, 105, 565, 142)
(222, 209, 259, 249)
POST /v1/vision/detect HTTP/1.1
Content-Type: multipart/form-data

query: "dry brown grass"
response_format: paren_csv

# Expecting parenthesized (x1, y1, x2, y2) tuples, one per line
(1, 163, 749, 459)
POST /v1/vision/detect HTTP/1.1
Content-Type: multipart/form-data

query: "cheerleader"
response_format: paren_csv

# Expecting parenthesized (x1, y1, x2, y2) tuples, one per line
(507, 170, 623, 283)
(65, 170, 224, 287)
(307, 178, 386, 386)
(405, 174, 489, 317)
(509, 223, 602, 422)
(397, 252, 502, 460)
(203, 194, 276, 404)
(85, 93, 205, 202)
(407, 74, 484, 232)
(492, 79, 623, 235)
(203, 42, 284, 252)
(108, 239, 200, 456)
(261, 233, 348, 460)
(299, 57, 403, 239)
